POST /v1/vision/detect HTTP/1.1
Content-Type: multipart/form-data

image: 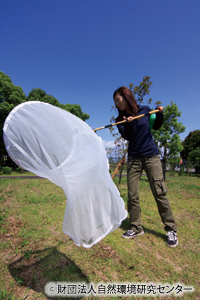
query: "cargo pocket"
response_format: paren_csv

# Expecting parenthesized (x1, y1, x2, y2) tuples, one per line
(153, 176, 168, 195)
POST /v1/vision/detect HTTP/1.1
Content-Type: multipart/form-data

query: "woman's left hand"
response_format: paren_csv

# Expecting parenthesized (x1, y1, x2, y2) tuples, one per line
(157, 106, 163, 113)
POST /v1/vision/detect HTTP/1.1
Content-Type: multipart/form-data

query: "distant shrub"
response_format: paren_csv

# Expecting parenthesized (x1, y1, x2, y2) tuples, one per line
(16, 167, 25, 174)
(1, 167, 12, 175)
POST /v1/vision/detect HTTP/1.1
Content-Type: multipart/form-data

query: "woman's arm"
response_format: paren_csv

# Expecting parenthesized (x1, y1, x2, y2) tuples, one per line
(117, 119, 134, 141)
(153, 106, 164, 130)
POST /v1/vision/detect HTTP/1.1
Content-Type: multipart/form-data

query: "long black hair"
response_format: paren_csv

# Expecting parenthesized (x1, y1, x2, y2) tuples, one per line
(113, 86, 139, 122)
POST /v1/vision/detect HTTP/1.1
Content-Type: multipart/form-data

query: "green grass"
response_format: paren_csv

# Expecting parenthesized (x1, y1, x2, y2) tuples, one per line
(0, 175, 199, 299)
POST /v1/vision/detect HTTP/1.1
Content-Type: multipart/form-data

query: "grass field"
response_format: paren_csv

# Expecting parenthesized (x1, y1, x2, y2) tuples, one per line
(0, 174, 199, 299)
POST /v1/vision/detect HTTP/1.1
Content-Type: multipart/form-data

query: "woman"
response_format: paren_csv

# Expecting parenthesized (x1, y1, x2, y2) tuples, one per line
(113, 86, 178, 247)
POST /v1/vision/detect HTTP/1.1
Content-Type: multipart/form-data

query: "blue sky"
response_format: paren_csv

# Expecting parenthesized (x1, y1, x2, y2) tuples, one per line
(1, 0, 200, 149)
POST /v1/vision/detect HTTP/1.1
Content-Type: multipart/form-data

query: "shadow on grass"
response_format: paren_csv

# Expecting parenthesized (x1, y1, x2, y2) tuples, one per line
(120, 217, 130, 231)
(120, 218, 166, 242)
(8, 246, 88, 299)
(142, 227, 166, 241)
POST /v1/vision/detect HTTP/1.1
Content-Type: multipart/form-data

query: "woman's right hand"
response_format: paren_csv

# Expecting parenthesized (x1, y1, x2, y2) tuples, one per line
(123, 116, 134, 122)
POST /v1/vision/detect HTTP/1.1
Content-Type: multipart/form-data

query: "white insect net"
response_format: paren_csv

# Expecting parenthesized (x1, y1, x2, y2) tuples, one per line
(3, 101, 127, 248)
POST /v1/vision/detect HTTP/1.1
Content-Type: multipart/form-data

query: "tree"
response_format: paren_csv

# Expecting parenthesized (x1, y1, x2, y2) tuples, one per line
(26, 88, 46, 102)
(188, 147, 200, 174)
(27, 88, 90, 121)
(181, 130, 200, 160)
(0, 73, 90, 168)
(0, 71, 26, 165)
(108, 110, 127, 163)
(0, 72, 26, 106)
(59, 103, 89, 121)
(181, 130, 200, 175)
(151, 102, 186, 179)
(130, 76, 162, 107)
(27, 88, 60, 107)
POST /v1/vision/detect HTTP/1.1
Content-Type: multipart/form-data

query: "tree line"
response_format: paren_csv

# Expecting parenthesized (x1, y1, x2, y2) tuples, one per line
(181, 130, 200, 175)
(0, 71, 90, 168)
(1, 72, 199, 175)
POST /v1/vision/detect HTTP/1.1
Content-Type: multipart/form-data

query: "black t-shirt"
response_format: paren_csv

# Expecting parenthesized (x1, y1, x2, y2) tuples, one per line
(117, 105, 163, 158)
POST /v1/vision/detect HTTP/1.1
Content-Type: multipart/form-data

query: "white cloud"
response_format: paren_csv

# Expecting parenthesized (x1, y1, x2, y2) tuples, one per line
(102, 140, 116, 148)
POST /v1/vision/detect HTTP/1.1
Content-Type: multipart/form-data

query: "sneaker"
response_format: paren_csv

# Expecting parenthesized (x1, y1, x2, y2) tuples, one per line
(166, 231, 178, 247)
(122, 230, 144, 239)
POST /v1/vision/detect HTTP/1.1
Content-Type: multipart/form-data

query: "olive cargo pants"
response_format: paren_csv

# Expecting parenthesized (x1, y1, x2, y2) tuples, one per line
(127, 155, 177, 233)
